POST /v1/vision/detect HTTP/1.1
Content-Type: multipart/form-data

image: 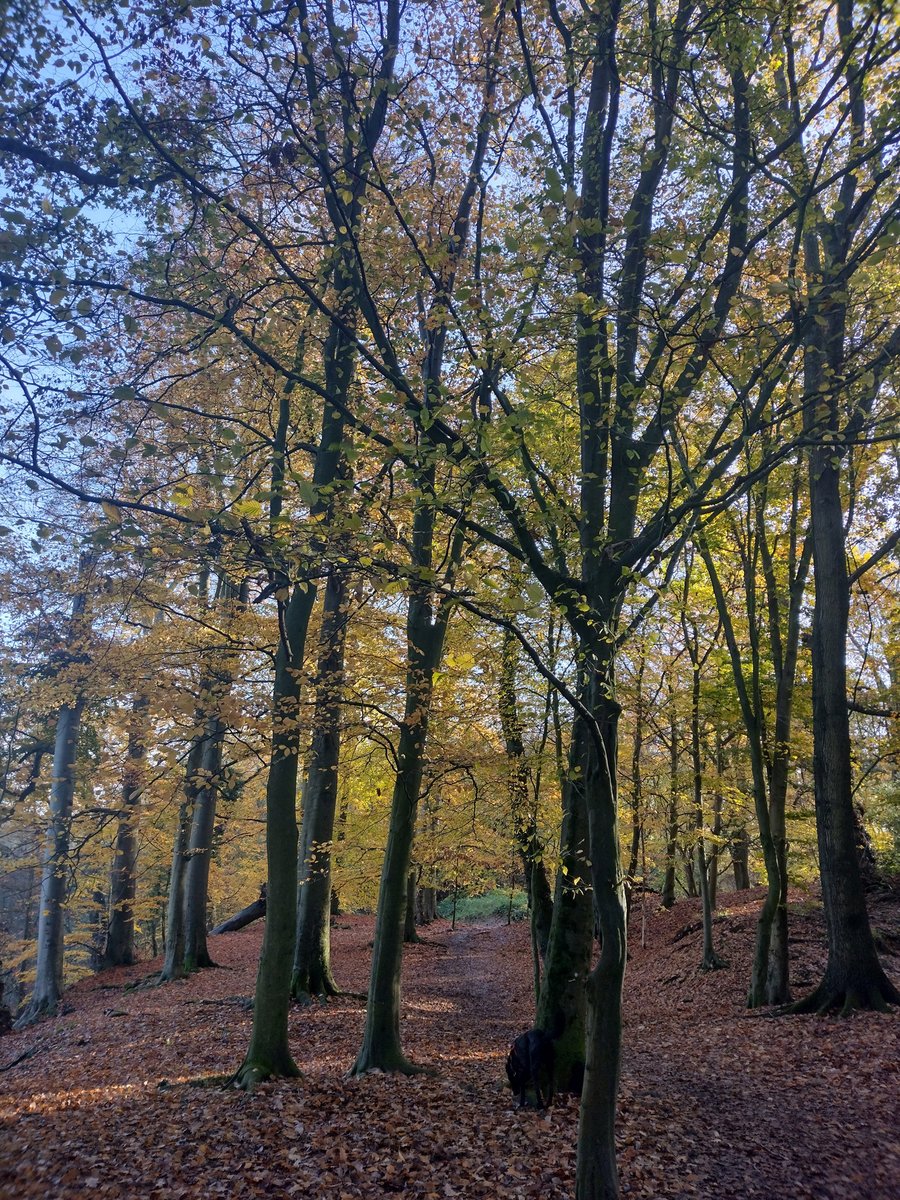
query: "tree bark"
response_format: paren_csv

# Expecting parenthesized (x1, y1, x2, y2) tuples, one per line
(352, 547, 454, 1074)
(499, 627, 552, 972)
(182, 714, 225, 972)
(536, 710, 594, 1095)
(231, 580, 316, 1087)
(212, 885, 267, 933)
(16, 555, 93, 1028)
(795, 442, 899, 1012)
(102, 698, 147, 969)
(292, 564, 349, 999)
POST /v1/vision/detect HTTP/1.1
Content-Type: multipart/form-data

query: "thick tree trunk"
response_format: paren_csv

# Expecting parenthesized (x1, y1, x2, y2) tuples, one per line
(16, 697, 85, 1026)
(232, 581, 317, 1087)
(794, 446, 899, 1013)
(292, 564, 348, 1000)
(536, 714, 593, 1095)
(576, 671, 627, 1200)
(102, 699, 147, 969)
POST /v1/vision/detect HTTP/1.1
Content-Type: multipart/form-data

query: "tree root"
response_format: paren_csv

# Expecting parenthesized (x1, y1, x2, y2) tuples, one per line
(227, 1056, 302, 1092)
(785, 974, 900, 1016)
(350, 1051, 431, 1077)
(700, 952, 728, 972)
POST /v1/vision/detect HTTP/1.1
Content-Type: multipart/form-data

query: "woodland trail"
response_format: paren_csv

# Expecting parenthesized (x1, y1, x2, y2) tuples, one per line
(0, 895, 898, 1199)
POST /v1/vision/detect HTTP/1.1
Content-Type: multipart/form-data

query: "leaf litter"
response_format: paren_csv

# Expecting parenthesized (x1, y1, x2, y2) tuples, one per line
(0, 890, 898, 1199)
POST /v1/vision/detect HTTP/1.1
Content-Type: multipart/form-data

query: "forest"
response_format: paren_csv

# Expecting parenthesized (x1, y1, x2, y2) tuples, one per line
(0, 0, 898, 1197)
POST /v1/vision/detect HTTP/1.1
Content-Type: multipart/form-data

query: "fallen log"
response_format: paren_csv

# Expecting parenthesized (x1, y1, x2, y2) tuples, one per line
(210, 884, 266, 934)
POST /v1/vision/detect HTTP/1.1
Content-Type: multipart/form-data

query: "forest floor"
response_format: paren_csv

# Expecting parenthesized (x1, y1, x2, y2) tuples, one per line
(1, 888, 899, 1199)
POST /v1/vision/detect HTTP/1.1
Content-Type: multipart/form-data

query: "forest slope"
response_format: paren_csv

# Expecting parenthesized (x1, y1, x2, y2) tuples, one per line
(1, 890, 898, 1199)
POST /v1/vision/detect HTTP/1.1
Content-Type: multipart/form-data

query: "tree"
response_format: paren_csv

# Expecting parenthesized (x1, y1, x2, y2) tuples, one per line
(16, 549, 94, 1026)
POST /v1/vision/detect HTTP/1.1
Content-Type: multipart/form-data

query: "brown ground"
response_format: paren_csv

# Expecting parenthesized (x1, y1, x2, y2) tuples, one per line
(1, 890, 898, 1199)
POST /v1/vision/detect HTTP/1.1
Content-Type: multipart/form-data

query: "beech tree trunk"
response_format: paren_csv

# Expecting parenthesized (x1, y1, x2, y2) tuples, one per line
(499, 628, 552, 973)
(292, 564, 348, 999)
(795, 442, 899, 1012)
(16, 698, 85, 1026)
(660, 703, 679, 910)
(352, 550, 453, 1074)
(16, 556, 92, 1028)
(731, 828, 751, 890)
(159, 734, 204, 983)
(232, 581, 316, 1087)
(535, 711, 593, 1095)
(102, 699, 147, 969)
(212, 885, 267, 934)
(182, 715, 225, 972)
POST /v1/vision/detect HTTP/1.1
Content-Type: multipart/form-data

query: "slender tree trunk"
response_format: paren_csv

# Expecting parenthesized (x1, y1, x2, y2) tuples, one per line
(707, 736, 725, 911)
(159, 730, 208, 983)
(292, 564, 348, 999)
(731, 827, 751, 890)
(182, 715, 225, 972)
(660, 702, 679, 910)
(499, 628, 552, 971)
(625, 647, 645, 911)
(684, 615, 724, 971)
(352, 570, 451, 1074)
(403, 868, 420, 944)
(102, 698, 147, 969)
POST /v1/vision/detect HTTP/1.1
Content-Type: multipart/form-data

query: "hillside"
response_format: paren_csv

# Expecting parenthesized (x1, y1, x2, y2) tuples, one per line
(1, 891, 898, 1199)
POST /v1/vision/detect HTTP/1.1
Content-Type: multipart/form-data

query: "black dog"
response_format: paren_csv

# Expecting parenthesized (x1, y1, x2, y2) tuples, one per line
(505, 1028, 555, 1108)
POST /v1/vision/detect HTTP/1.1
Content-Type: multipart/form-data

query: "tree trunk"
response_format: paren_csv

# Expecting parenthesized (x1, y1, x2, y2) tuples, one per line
(576, 669, 627, 1200)
(182, 715, 225, 972)
(498, 628, 552, 971)
(352, 578, 450, 1075)
(794, 443, 899, 1013)
(16, 556, 93, 1028)
(536, 713, 594, 1095)
(159, 733, 205, 983)
(292, 564, 348, 999)
(660, 703, 679, 910)
(731, 827, 751, 890)
(403, 868, 420, 944)
(212, 885, 267, 933)
(102, 698, 147, 969)
(707, 736, 725, 911)
(15, 696, 85, 1025)
(231, 581, 317, 1087)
